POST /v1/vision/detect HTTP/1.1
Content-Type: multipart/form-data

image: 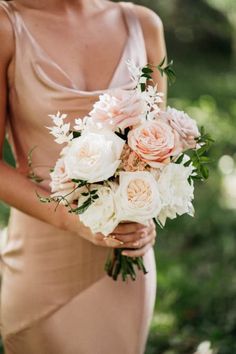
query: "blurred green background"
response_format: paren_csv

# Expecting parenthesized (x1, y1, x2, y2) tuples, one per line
(1, 0, 236, 353)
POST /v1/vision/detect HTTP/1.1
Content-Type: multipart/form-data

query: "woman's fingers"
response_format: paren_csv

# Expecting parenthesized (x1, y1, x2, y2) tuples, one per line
(121, 242, 153, 258)
(112, 230, 145, 243)
(123, 233, 152, 249)
(113, 222, 145, 235)
(93, 220, 157, 250)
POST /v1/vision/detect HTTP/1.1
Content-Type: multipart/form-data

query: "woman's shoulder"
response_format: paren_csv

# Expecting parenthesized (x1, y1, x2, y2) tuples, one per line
(130, 4, 165, 62)
(132, 4, 164, 36)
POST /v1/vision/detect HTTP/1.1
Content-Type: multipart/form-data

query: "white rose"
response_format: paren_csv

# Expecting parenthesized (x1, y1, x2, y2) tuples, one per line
(79, 184, 119, 236)
(63, 129, 125, 183)
(157, 163, 194, 226)
(50, 158, 81, 204)
(116, 171, 162, 223)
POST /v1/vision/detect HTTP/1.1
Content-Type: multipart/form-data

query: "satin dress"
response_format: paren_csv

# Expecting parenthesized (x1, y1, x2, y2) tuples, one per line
(0, 1, 157, 353)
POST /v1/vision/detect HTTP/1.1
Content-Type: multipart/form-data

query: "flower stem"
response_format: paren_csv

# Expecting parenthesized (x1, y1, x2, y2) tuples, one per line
(104, 249, 148, 281)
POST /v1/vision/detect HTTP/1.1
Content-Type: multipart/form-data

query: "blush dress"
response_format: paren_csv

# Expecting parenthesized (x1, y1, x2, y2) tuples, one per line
(0, 1, 157, 353)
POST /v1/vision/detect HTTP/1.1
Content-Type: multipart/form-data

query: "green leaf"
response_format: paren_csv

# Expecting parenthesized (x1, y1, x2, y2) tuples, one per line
(200, 165, 209, 179)
(191, 175, 203, 181)
(72, 131, 81, 139)
(140, 83, 146, 92)
(199, 156, 211, 163)
(36, 191, 52, 204)
(175, 154, 184, 164)
(75, 198, 93, 214)
(71, 179, 88, 187)
(158, 56, 166, 68)
(184, 159, 192, 167)
(142, 67, 153, 74)
(27, 145, 38, 168)
(90, 189, 98, 195)
(196, 145, 208, 156)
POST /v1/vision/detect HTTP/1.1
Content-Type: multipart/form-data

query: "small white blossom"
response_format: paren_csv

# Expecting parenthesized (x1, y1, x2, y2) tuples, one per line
(141, 85, 164, 120)
(126, 59, 142, 86)
(73, 116, 94, 132)
(47, 111, 73, 144)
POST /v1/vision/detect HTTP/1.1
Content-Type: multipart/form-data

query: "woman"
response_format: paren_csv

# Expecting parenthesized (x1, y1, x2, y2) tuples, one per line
(0, 0, 167, 353)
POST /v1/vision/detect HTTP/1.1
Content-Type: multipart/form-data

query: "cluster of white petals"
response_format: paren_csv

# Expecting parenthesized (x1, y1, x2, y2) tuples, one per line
(63, 129, 125, 183)
(47, 111, 73, 144)
(141, 85, 164, 120)
(157, 163, 194, 226)
(126, 59, 144, 86)
(79, 184, 119, 236)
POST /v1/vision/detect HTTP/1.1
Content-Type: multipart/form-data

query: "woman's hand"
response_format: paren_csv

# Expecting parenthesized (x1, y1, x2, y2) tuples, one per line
(91, 220, 157, 257)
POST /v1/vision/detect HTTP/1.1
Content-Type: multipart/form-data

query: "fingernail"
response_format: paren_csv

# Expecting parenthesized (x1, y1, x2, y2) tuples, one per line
(133, 241, 139, 247)
(122, 252, 129, 256)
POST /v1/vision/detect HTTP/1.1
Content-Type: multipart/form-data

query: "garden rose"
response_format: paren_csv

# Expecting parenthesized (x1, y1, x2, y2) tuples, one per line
(50, 158, 81, 204)
(116, 171, 162, 223)
(79, 184, 119, 236)
(163, 107, 200, 149)
(157, 163, 194, 226)
(128, 119, 182, 168)
(89, 90, 145, 131)
(63, 130, 125, 183)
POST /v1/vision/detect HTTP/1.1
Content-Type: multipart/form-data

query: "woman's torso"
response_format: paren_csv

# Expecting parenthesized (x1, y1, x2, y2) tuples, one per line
(0, 0, 150, 337)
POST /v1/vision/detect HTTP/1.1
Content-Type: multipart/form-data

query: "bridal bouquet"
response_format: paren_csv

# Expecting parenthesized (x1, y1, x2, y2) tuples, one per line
(38, 59, 213, 281)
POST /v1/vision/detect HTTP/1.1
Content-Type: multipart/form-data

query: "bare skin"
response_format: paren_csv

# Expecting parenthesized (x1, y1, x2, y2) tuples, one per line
(0, 0, 167, 257)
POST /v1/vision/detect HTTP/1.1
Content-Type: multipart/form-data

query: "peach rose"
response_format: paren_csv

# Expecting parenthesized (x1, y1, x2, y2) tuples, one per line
(163, 107, 200, 149)
(128, 119, 182, 168)
(89, 90, 144, 131)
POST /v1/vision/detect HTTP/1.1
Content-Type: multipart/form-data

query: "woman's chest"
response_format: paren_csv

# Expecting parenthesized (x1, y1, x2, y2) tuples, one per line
(13, 5, 130, 92)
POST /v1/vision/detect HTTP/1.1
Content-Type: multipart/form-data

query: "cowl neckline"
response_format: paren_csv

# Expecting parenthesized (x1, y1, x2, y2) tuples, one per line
(9, 1, 137, 96)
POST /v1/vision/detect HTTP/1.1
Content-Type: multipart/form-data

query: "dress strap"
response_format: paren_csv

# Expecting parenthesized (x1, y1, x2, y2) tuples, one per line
(119, 2, 147, 66)
(0, 1, 21, 34)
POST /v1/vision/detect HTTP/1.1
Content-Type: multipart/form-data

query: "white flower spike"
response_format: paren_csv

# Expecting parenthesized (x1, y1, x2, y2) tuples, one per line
(47, 111, 73, 144)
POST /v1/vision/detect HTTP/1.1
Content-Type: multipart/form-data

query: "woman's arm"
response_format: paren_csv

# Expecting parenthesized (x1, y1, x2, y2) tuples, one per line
(0, 9, 96, 240)
(135, 5, 168, 109)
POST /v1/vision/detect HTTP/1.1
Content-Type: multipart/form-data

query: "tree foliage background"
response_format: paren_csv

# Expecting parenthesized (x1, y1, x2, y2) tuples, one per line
(1, 0, 236, 353)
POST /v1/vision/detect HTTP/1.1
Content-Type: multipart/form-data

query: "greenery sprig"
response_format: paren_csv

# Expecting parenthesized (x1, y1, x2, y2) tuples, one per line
(139, 57, 176, 92)
(175, 126, 215, 183)
(37, 179, 99, 214)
